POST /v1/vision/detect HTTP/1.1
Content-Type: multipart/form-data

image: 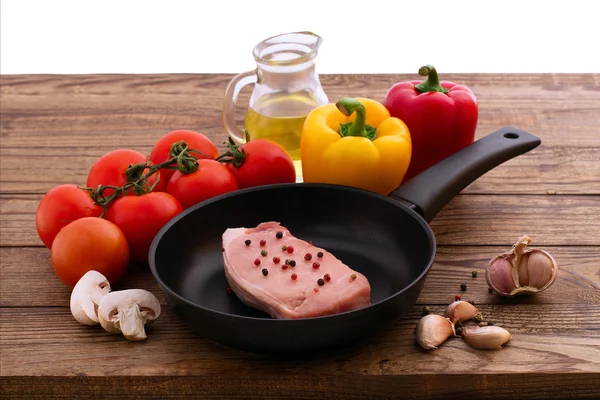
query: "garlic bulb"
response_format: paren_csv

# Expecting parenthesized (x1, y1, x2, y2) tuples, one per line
(415, 314, 455, 350)
(486, 235, 558, 297)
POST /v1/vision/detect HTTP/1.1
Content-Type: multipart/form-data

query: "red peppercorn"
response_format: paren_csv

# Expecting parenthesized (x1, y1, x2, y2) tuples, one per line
(254, 258, 261, 266)
(286, 245, 294, 254)
(304, 253, 312, 260)
(226, 286, 232, 294)
(312, 262, 320, 269)
(313, 288, 319, 293)
(260, 239, 266, 246)
(273, 257, 280, 264)
(455, 295, 461, 301)
(291, 273, 297, 281)
(324, 273, 331, 282)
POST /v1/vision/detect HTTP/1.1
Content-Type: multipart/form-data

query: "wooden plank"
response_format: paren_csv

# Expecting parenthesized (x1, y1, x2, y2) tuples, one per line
(1, 306, 598, 377)
(2, 194, 598, 248)
(1, 74, 599, 194)
(1, 246, 597, 308)
(2, 373, 599, 400)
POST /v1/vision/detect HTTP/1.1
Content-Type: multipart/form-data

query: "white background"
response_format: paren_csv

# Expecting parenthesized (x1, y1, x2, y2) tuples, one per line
(1, 0, 599, 75)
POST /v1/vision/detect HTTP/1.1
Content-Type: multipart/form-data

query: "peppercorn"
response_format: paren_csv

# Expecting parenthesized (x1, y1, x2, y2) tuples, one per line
(260, 249, 268, 257)
(262, 268, 268, 276)
(422, 306, 431, 315)
(455, 326, 463, 336)
(245, 239, 251, 246)
(472, 270, 478, 278)
(317, 278, 325, 286)
(460, 283, 467, 291)
(221, 247, 225, 252)
(281, 245, 287, 251)
(474, 314, 483, 323)
(276, 231, 283, 239)
(286, 245, 294, 254)
(324, 273, 331, 282)
(226, 286, 233, 294)
(312, 262, 320, 269)
(488, 287, 494, 293)
(454, 321, 463, 329)
(468, 299, 475, 305)
(317, 251, 324, 258)
(291, 273, 297, 281)
(289, 260, 296, 267)
(304, 253, 312, 260)
(260, 239, 266, 247)
(350, 274, 357, 280)
(273, 257, 280, 264)
(314, 288, 319, 293)
(455, 295, 461, 301)
(487, 322, 495, 326)
(254, 258, 261, 266)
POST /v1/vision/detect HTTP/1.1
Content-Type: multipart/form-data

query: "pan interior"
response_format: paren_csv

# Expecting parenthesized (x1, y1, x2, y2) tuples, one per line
(152, 185, 434, 319)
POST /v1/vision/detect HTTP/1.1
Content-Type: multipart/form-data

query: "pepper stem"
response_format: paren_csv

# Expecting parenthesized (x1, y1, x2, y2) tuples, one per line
(415, 65, 449, 94)
(335, 98, 367, 137)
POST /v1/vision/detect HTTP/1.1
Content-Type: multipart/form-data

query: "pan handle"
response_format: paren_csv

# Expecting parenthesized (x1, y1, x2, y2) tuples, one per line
(389, 127, 541, 223)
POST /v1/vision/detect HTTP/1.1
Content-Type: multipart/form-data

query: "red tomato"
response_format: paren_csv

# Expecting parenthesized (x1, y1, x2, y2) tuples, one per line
(149, 129, 219, 182)
(105, 192, 183, 263)
(226, 140, 296, 189)
(87, 149, 166, 195)
(36, 184, 103, 248)
(51, 217, 129, 288)
(166, 159, 239, 209)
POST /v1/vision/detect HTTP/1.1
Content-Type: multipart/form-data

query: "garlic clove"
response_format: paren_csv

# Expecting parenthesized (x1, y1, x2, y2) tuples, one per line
(444, 301, 480, 323)
(524, 251, 557, 290)
(517, 252, 530, 286)
(486, 257, 517, 295)
(415, 314, 455, 350)
(461, 325, 511, 350)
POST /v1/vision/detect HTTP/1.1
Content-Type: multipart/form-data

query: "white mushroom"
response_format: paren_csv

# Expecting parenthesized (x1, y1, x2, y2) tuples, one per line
(70, 270, 111, 325)
(97, 289, 161, 341)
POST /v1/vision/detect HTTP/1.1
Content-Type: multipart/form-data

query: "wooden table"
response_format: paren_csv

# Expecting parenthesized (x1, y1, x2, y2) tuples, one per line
(1, 73, 599, 399)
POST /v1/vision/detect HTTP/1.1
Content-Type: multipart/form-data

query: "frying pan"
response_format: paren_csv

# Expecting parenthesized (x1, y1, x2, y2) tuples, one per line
(149, 127, 541, 355)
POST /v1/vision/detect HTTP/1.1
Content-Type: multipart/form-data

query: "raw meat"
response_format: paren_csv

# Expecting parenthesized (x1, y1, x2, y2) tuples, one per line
(222, 222, 371, 319)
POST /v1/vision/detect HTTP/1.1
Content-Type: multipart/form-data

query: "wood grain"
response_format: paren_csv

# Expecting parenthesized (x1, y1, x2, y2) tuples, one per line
(1, 306, 599, 376)
(1, 74, 599, 194)
(1, 246, 598, 308)
(2, 193, 599, 248)
(1, 374, 598, 400)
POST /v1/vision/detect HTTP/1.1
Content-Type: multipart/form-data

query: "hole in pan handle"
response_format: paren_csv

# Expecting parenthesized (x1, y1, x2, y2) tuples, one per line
(389, 127, 541, 223)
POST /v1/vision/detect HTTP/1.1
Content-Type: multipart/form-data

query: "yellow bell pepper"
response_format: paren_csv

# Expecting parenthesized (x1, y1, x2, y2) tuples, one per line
(300, 97, 412, 195)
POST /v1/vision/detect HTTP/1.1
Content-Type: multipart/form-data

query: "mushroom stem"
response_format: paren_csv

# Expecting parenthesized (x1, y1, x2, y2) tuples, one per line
(119, 303, 147, 341)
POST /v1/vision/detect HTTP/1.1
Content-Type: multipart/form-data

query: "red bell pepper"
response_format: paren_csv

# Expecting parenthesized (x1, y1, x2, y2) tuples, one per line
(383, 65, 478, 182)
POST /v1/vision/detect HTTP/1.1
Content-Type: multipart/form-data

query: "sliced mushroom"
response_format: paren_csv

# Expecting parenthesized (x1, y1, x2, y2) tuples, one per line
(70, 270, 112, 325)
(97, 289, 161, 341)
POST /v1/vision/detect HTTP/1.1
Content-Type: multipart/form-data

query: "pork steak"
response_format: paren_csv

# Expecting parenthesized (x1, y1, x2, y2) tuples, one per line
(222, 222, 371, 319)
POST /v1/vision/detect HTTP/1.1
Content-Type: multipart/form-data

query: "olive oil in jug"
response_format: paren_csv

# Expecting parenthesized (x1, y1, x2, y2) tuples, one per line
(243, 91, 322, 163)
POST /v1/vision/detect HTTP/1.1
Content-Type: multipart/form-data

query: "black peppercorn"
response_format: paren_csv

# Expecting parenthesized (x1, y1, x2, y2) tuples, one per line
(317, 278, 325, 286)
(289, 260, 296, 267)
(460, 283, 467, 291)
(422, 306, 431, 315)
(262, 268, 268, 276)
(245, 239, 251, 246)
(472, 270, 478, 278)
(317, 251, 324, 258)
(276, 231, 283, 239)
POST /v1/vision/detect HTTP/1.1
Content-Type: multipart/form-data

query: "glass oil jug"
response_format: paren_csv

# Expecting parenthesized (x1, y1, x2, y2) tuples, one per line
(222, 31, 329, 177)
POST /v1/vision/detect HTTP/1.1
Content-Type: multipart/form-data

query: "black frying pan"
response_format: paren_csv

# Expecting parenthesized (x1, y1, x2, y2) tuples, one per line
(149, 127, 540, 355)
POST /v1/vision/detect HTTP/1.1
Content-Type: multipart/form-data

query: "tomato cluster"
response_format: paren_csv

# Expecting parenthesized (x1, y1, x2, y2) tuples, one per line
(36, 129, 296, 288)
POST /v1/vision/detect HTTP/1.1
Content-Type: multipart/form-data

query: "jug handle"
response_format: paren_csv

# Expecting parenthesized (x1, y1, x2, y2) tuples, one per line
(222, 70, 257, 143)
